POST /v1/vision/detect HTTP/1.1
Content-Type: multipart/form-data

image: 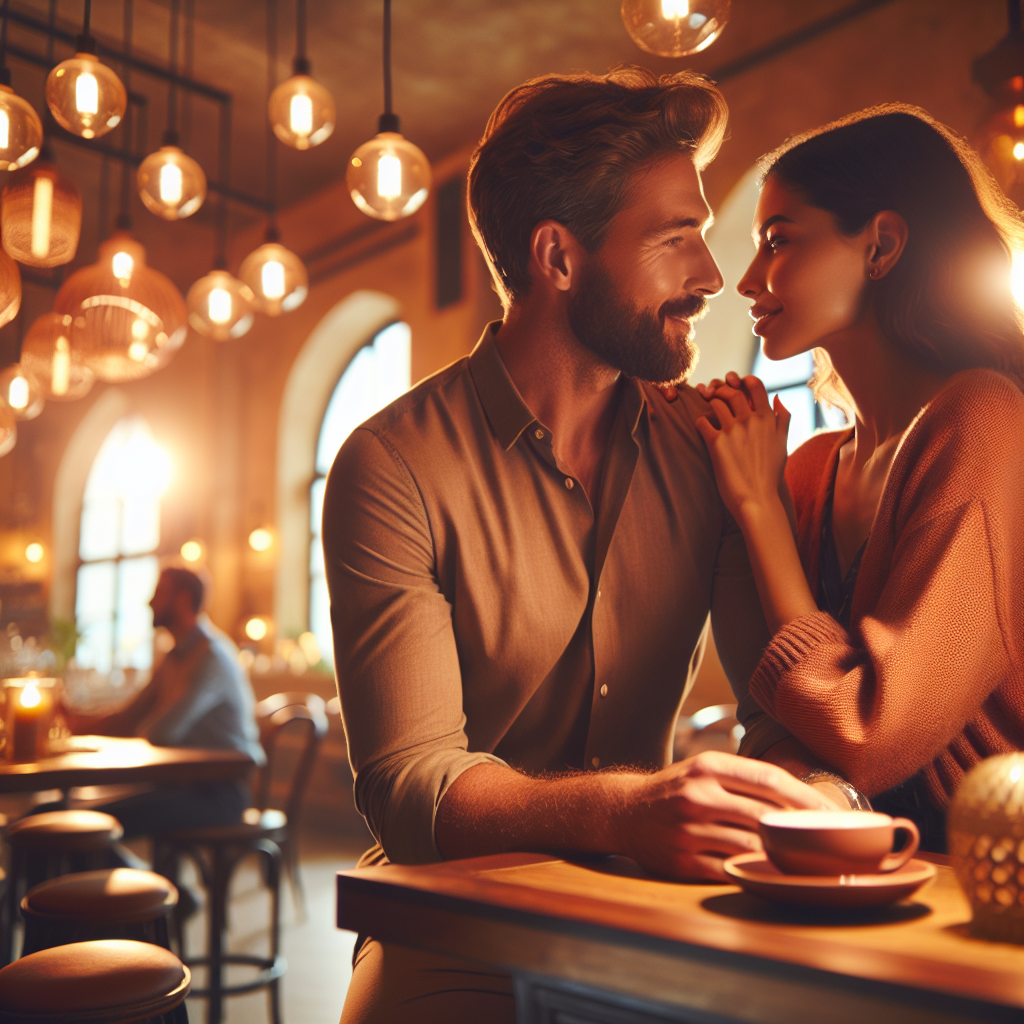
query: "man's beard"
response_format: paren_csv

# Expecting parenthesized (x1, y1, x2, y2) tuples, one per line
(567, 259, 704, 386)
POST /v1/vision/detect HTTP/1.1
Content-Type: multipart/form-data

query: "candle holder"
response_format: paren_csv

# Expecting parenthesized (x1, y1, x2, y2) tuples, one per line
(948, 752, 1024, 945)
(2, 676, 57, 762)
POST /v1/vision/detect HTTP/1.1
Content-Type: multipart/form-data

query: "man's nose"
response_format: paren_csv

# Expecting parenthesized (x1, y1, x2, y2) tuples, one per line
(692, 238, 724, 297)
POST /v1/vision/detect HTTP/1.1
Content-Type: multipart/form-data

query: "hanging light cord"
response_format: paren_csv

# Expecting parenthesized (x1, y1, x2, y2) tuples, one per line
(379, 0, 398, 132)
(294, 0, 309, 74)
(1011, 0, 1022, 35)
(165, 0, 180, 145)
(117, 0, 133, 231)
(265, 0, 278, 239)
(0, 0, 10, 83)
(78, 0, 96, 52)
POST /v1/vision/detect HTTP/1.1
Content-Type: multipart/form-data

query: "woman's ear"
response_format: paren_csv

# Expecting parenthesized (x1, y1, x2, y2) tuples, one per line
(529, 220, 582, 294)
(867, 210, 909, 280)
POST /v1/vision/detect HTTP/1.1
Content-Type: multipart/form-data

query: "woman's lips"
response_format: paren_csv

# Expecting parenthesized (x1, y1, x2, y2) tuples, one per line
(751, 310, 780, 335)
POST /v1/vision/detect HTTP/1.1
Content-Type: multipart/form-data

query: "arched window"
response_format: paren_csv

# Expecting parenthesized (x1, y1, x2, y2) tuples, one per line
(75, 415, 171, 674)
(310, 321, 411, 668)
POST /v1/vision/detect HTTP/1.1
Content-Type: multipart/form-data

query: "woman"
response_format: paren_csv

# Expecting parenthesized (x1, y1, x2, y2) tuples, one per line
(694, 104, 1024, 852)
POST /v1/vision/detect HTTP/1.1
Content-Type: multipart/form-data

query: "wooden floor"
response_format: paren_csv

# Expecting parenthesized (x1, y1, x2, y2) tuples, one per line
(180, 825, 371, 1024)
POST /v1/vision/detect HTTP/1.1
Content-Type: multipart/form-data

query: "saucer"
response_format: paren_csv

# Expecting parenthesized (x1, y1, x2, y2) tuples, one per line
(724, 853, 937, 908)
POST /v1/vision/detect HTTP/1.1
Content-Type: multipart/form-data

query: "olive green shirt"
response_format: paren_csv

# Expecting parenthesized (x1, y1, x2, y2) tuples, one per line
(324, 324, 780, 864)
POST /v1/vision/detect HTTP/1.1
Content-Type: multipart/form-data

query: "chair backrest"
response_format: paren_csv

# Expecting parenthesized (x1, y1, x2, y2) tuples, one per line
(253, 692, 329, 829)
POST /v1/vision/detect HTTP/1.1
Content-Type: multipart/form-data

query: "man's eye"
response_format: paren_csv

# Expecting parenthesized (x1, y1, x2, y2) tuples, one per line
(665, 236, 683, 247)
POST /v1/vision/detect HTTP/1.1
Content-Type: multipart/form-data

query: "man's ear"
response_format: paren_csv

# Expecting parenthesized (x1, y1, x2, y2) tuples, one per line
(528, 219, 583, 294)
(867, 210, 909, 279)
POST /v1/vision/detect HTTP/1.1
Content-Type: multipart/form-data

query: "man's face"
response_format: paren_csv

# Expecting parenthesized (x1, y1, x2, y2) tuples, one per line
(567, 154, 723, 385)
(149, 574, 178, 631)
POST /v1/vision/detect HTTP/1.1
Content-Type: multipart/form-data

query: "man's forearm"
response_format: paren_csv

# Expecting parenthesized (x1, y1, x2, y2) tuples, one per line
(435, 762, 644, 861)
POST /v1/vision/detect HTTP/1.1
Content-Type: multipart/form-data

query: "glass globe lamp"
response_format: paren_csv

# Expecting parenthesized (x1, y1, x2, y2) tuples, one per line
(186, 269, 255, 340)
(0, 364, 44, 420)
(620, 0, 730, 58)
(19, 312, 94, 401)
(0, 246, 22, 328)
(137, 142, 207, 220)
(0, 83, 42, 171)
(1, 160, 82, 267)
(0, 399, 15, 457)
(268, 62, 335, 150)
(45, 49, 127, 139)
(238, 239, 308, 316)
(347, 126, 431, 222)
(53, 233, 187, 383)
(976, 92, 1024, 209)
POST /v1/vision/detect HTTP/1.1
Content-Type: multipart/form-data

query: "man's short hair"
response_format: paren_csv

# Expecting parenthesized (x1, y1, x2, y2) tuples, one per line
(468, 65, 728, 309)
(161, 567, 205, 613)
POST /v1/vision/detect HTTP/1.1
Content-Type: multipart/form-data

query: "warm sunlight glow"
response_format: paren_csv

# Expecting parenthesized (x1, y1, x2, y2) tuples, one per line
(112, 250, 134, 283)
(248, 527, 273, 552)
(662, 0, 689, 16)
(261, 260, 285, 300)
(7, 375, 29, 410)
(75, 71, 98, 114)
(245, 616, 269, 641)
(24, 542, 43, 563)
(1014, 141, 1024, 162)
(30, 175, 53, 259)
(1011, 252, 1024, 308)
(207, 288, 232, 324)
(377, 152, 402, 200)
(298, 631, 321, 666)
(52, 336, 70, 396)
(180, 539, 203, 562)
(159, 161, 183, 205)
(20, 682, 40, 708)
(290, 92, 313, 136)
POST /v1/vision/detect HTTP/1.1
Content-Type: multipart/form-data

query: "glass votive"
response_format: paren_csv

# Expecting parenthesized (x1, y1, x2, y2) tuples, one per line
(2, 676, 57, 762)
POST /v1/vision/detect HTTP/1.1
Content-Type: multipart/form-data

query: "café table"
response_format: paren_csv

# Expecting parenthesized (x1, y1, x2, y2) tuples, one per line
(336, 851, 1024, 1024)
(0, 735, 255, 797)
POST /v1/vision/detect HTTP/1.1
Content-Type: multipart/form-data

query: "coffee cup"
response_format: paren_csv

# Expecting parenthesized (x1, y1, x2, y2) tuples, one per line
(759, 810, 920, 876)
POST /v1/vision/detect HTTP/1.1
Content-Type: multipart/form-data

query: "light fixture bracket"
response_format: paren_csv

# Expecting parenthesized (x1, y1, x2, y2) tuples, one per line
(162, 127, 180, 147)
(292, 55, 311, 77)
(75, 33, 97, 55)
(378, 112, 399, 134)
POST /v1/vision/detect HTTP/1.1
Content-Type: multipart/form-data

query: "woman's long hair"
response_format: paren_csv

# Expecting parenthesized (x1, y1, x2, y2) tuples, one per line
(760, 104, 1024, 413)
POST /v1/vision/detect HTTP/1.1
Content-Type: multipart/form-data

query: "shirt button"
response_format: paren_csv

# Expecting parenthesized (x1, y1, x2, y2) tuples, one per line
(591, 756, 600, 768)
(534, 428, 544, 440)
(600, 684, 608, 698)
(565, 477, 574, 490)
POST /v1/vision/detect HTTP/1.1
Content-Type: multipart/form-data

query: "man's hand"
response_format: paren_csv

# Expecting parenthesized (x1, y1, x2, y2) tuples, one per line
(616, 751, 833, 881)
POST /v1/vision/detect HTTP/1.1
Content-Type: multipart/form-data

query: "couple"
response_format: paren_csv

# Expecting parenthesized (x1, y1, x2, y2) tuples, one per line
(327, 67, 1024, 1022)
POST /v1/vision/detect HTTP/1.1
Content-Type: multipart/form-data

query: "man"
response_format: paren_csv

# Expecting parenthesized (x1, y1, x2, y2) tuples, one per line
(68, 566, 265, 837)
(325, 67, 826, 1022)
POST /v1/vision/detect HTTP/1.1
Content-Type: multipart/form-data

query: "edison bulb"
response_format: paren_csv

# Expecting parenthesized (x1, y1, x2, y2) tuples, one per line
(245, 616, 270, 641)
(46, 52, 127, 139)
(0, 400, 15, 457)
(137, 145, 206, 220)
(186, 269, 255, 341)
(620, 0, 730, 58)
(238, 241, 308, 315)
(0, 364, 44, 420)
(976, 100, 1024, 208)
(1, 161, 82, 267)
(20, 312, 93, 401)
(248, 527, 273, 552)
(268, 72, 335, 150)
(0, 246, 21, 328)
(180, 539, 203, 562)
(347, 132, 431, 222)
(0, 85, 42, 171)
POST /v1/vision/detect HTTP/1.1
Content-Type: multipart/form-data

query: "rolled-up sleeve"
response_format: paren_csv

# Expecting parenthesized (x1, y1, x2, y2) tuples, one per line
(323, 427, 505, 864)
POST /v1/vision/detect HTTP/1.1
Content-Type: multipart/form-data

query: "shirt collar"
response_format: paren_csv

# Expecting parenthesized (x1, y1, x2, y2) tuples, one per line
(469, 321, 649, 451)
(171, 622, 206, 660)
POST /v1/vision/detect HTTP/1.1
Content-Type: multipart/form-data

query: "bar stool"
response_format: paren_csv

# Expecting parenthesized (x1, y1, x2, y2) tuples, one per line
(0, 939, 190, 1023)
(21, 869, 178, 956)
(2, 811, 124, 964)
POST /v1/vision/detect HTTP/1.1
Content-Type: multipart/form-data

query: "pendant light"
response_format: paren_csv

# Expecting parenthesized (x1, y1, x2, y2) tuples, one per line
(54, 232, 187, 383)
(187, 197, 255, 339)
(268, 0, 334, 150)
(1, 144, 82, 267)
(20, 312, 93, 400)
(137, 0, 205, 220)
(620, 0, 731, 58)
(0, 398, 14, 456)
(239, 2, 308, 317)
(0, 244, 21, 328)
(45, 0, 127, 139)
(0, 362, 43, 420)
(0, 1, 42, 171)
(346, 0, 431, 222)
(973, 1, 1024, 207)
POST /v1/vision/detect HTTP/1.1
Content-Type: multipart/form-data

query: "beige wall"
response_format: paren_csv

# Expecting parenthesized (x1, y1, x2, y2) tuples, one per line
(0, 0, 1009, 653)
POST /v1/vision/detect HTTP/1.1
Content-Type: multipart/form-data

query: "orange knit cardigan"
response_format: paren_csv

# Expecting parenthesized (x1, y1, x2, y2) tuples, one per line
(748, 368, 1024, 806)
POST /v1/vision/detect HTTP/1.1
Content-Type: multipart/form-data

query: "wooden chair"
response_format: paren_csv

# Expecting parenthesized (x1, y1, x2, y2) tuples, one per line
(672, 703, 742, 762)
(20, 868, 177, 956)
(153, 692, 328, 1024)
(0, 939, 190, 1023)
(2, 811, 124, 964)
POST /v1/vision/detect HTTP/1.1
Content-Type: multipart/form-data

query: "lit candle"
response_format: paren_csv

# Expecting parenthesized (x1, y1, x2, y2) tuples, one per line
(3, 678, 56, 762)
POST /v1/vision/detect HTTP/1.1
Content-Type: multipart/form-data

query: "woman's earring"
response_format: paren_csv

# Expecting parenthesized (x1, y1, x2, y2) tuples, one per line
(869, 267, 879, 279)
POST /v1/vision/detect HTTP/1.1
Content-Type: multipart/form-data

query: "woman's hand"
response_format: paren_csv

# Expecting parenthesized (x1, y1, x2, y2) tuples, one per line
(693, 372, 791, 525)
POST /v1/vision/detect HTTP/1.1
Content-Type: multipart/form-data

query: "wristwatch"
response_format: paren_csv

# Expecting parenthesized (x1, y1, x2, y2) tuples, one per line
(801, 770, 873, 811)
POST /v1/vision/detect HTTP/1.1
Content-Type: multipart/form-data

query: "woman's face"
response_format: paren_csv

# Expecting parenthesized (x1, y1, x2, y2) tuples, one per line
(737, 177, 873, 361)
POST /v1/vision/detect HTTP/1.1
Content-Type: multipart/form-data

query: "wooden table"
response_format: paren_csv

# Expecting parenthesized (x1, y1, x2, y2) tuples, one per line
(0, 736, 254, 794)
(337, 852, 1024, 1024)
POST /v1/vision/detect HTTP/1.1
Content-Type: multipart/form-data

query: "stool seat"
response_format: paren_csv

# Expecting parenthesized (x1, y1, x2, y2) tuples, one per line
(23, 870, 177, 924)
(0, 940, 189, 1020)
(7, 812, 123, 853)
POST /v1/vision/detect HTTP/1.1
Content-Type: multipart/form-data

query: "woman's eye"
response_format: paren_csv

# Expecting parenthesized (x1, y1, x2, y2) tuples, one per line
(766, 236, 787, 252)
